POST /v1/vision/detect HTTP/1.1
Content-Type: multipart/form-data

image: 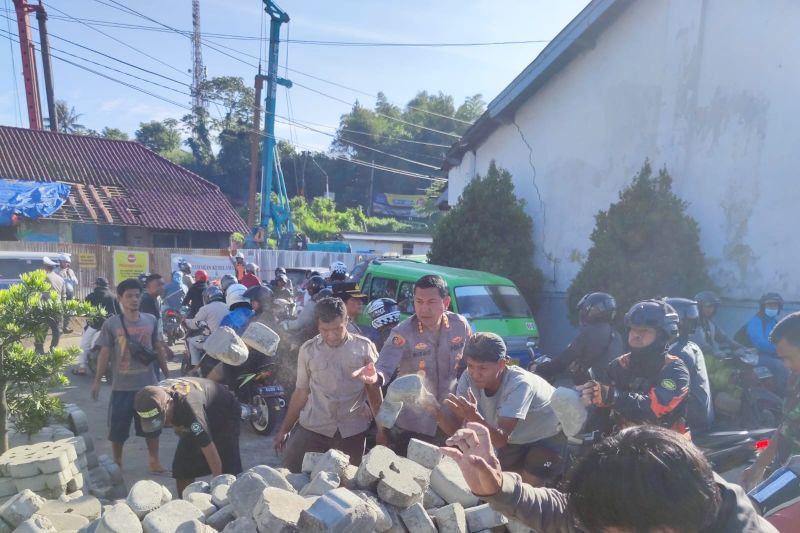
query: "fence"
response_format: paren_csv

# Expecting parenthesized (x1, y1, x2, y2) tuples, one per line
(0, 242, 373, 299)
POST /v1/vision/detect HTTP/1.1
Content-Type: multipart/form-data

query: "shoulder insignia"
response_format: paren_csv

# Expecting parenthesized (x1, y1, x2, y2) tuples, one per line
(392, 335, 406, 347)
(660, 379, 677, 391)
(415, 342, 428, 351)
(190, 422, 203, 435)
(451, 336, 463, 345)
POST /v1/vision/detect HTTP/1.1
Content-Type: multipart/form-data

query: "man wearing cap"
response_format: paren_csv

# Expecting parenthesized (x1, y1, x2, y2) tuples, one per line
(74, 278, 119, 376)
(333, 282, 368, 336)
(91, 278, 170, 474)
(36, 257, 66, 353)
(441, 332, 564, 486)
(354, 274, 472, 455)
(56, 257, 78, 333)
(274, 297, 379, 472)
(135, 377, 242, 496)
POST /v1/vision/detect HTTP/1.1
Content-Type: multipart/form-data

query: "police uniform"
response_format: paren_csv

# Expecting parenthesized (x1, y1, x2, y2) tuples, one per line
(375, 311, 472, 442)
(776, 374, 800, 464)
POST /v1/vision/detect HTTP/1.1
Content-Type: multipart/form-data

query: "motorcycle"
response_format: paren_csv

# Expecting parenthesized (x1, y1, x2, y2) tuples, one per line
(163, 305, 188, 346)
(182, 321, 209, 377)
(749, 456, 800, 528)
(237, 366, 287, 436)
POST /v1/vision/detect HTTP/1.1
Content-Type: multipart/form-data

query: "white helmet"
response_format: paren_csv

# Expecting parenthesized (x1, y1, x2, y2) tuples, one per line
(331, 261, 348, 275)
(235, 251, 245, 260)
(226, 284, 249, 307)
(245, 262, 259, 274)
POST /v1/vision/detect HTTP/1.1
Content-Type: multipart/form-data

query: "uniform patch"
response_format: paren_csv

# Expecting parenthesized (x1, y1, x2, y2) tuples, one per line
(451, 336, 463, 344)
(660, 379, 676, 391)
(190, 422, 203, 435)
(415, 342, 428, 351)
(392, 335, 406, 347)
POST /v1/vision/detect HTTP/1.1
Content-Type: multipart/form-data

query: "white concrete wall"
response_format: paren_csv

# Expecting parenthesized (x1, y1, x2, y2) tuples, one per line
(345, 239, 431, 256)
(448, 0, 800, 300)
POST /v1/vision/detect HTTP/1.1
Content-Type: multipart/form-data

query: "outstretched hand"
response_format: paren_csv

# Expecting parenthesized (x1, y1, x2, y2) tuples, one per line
(351, 362, 378, 384)
(440, 422, 503, 497)
(443, 388, 480, 422)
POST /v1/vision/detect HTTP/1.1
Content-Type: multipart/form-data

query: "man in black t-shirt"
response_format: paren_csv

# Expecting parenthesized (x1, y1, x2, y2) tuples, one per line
(135, 377, 242, 495)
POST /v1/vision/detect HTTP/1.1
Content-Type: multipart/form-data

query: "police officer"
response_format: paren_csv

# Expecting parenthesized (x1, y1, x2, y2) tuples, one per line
(578, 299, 691, 436)
(366, 298, 401, 351)
(354, 274, 472, 455)
(135, 377, 242, 496)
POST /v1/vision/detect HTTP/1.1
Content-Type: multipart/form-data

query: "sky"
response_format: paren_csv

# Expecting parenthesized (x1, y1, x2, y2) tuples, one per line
(0, 0, 591, 153)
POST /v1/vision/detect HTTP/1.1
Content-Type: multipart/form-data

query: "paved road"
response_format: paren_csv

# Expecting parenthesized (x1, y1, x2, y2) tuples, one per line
(54, 333, 281, 498)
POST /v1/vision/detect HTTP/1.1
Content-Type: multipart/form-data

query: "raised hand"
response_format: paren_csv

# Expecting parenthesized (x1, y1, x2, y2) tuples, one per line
(440, 422, 503, 497)
(351, 362, 378, 384)
(443, 388, 480, 422)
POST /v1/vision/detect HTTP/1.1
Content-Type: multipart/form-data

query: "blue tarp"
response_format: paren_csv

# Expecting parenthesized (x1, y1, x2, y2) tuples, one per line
(0, 179, 71, 225)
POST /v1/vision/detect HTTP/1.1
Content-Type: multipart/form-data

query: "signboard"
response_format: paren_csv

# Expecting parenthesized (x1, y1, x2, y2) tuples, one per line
(78, 253, 97, 269)
(170, 254, 238, 282)
(113, 250, 149, 285)
(372, 193, 426, 218)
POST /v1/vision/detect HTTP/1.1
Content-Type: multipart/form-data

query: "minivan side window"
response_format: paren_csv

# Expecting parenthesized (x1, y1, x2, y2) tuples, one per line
(369, 277, 398, 301)
(397, 282, 415, 314)
(360, 274, 372, 297)
(349, 261, 369, 284)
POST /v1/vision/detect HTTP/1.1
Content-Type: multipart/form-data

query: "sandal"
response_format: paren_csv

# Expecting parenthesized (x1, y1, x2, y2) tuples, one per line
(71, 367, 88, 376)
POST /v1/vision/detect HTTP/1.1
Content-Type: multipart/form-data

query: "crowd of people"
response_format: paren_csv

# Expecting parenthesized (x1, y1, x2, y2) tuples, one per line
(49, 251, 796, 531)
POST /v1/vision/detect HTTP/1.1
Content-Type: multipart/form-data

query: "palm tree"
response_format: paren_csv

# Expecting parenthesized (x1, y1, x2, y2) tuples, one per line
(45, 100, 85, 133)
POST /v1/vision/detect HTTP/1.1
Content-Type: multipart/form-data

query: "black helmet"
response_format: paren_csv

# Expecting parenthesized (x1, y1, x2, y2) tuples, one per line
(577, 292, 616, 323)
(137, 273, 149, 286)
(202, 286, 224, 305)
(275, 267, 287, 276)
(220, 274, 236, 292)
(179, 261, 192, 274)
(306, 275, 326, 296)
(367, 298, 401, 329)
(694, 290, 721, 307)
(244, 285, 273, 309)
(663, 297, 699, 337)
(314, 287, 334, 301)
(624, 299, 680, 345)
(759, 292, 784, 313)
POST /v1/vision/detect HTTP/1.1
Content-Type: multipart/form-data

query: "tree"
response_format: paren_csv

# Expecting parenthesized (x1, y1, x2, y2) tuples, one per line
(428, 161, 544, 305)
(287, 196, 410, 243)
(135, 119, 181, 153)
(566, 161, 714, 325)
(100, 127, 129, 140)
(47, 100, 85, 134)
(0, 271, 94, 452)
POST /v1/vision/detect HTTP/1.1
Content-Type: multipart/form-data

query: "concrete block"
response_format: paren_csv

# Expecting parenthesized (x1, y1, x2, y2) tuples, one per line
(175, 519, 216, 532)
(5, 447, 70, 477)
(210, 474, 237, 489)
(102, 462, 123, 486)
(185, 493, 217, 518)
(248, 465, 295, 493)
(374, 400, 403, 429)
(227, 473, 268, 518)
(206, 504, 235, 531)
(392, 456, 431, 490)
(423, 487, 446, 509)
(430, 457, 479, 508)
(81, 436, 95, 455)
(204, 326, 248, 366)
(241, 322, 280, 356)
(39, 494, 101, 520)
(252, 487, 313, 533)
(464, 503, 508, 531)
(300, 452, 322, 474)
(407, 438, 442, 469)
(127, 480, 170, 519)
(550, 386, 588, 438)
(376, 374, 426, 428)
(340, 465, 358, 490)
(57, 437, 86, 456)
(297, 487, 377, 533)
(310, 449, 350, 480)
(285, 473, 309, 493)
(85, 453, 99, 471)
(39, 512, 90, 530)
(95, 502, 142, 533)
(221, 517, 257, 533)
(0, 488, 45, 528)
(142, 500, 205, 533)
(12, 514, 56, 533)
(352, 491, 393, 533)
(182, 481, 210, 500)
(376, 471, 423, 508)
(430, 503, 467, 533)
(67, 409, 90, 435)
(355, 445, 396, 490)
(0, 477, 16, 498)
(299, 471, 340, 497)
(399, 503, 436, 533)
(211, 483, 230, 508)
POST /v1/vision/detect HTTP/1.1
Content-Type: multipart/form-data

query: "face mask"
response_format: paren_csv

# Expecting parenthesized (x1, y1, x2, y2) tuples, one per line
(764, 308, 779, 318)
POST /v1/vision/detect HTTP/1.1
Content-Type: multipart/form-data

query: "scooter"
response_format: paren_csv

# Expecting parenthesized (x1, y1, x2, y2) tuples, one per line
(238, 365, 287, 436)
(749, 456, 800, 528)
(163, 306, 187, 346)
(711, 348, 782, 429)
(181, 321, 209, 377)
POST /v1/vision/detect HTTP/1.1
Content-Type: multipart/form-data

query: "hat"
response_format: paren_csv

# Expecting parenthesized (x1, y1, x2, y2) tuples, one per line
(332, 281, 366, 301)
(134, 386, 170, 434)
(42, 256, 58, 267)
(95, 277, 109, 288)
(463, 332, 508, 362)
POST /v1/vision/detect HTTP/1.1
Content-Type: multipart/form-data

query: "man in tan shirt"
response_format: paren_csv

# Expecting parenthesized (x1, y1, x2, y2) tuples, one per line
(274, 297, 379, 472)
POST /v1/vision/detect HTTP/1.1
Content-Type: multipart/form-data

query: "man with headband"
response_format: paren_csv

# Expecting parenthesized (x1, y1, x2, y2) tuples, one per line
(440, 332, 564, 486)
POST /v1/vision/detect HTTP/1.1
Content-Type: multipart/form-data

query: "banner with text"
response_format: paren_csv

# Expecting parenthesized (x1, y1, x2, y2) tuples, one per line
(113, 250, 149, 286)
(372, 193, 427, 218)
(170, 254, 240, 281)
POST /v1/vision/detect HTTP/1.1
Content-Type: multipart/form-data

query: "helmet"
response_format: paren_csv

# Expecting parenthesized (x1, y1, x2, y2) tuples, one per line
(306, 275, 326, 296)
(663, 297, 700, 336)
(275, 267, 287, 276)
(576, 292, 616, 323)
(195, 270, 208, 283)
(244, 285, 273, 309)
(220, 274, 236, 292)
(694, 290, 721, 307)
(245, 262, 259, 274)
(276, 273, 289, 286)
(367, 298, 401, 329)
(178, 261, 192, 274)
(137, 273, 149, 286)
(760, 292, 784, 313)
(314, 287, 334, 301)
(624, 299, 680, 344)
(202, 286, 224, 305)
(226, 284, 249, 307)
(235, 251, 245, 261)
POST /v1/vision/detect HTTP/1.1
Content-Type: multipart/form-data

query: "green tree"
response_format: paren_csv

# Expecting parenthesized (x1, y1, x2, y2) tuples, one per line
(135, 119, 181, 153)
(100, 127, 129, 140)
(428, 161, 543, 305)
(566, 161, 714, 325)
(286, 196, 410, 243)
(0, 271, 94, 452)
(47, 100, 84, 134)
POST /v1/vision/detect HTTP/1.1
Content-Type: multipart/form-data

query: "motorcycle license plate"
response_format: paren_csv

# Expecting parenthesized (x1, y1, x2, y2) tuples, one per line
(753, 366, 773, 379)
(256, 385, 284, 396)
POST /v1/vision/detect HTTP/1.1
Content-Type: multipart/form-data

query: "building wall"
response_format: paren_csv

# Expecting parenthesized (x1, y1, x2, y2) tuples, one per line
(447, 0, 800, 302)
(345, 239, 431, 256)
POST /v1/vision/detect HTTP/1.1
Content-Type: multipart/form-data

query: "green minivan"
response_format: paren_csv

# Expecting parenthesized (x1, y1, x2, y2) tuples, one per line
(353, 259, 539, 366)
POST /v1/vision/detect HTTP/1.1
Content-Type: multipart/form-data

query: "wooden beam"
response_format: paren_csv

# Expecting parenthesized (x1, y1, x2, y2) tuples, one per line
(74, 184, 98, 221)
(88, 185, 114, 224)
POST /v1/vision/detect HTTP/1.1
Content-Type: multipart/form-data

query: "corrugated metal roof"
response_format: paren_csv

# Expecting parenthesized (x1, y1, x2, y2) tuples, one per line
(0, 126, 248, 233)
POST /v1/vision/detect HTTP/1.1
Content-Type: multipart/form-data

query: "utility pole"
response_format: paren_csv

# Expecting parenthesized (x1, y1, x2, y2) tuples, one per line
(12, 0, 42, 129)
(247, 72, 264, 227)
(190, 0, 206, 112)
(35, 1, 57, 132)
(367, 159, 375, 216)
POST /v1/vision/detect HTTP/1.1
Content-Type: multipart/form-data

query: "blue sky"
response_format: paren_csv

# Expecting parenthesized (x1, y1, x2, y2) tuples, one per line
(0, 0, 591, 151)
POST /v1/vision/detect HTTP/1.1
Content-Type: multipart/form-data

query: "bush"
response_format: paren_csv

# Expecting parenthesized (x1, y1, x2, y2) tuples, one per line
(428, 161, 544, 306)
(566, 161, 714, 325)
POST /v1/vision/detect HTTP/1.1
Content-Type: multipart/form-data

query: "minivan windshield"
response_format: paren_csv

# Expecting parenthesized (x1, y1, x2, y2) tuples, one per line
(454, 285, 533, 320)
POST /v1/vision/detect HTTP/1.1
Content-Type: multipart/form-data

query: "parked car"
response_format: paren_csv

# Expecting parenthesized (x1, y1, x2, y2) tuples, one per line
(355, 259, 540, 366)
(0, 251, 70, 289)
